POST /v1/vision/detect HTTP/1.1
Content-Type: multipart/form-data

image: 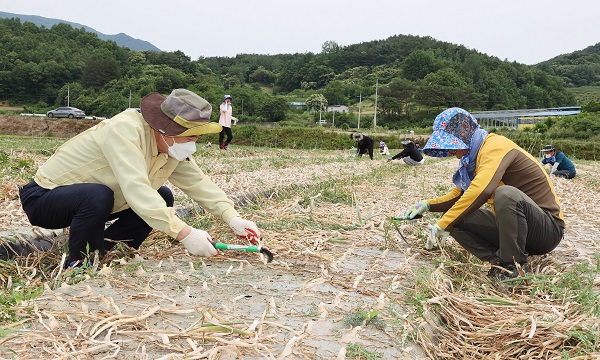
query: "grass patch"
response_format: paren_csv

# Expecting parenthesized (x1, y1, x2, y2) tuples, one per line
(0, 278, 44, 322)
(0, 135, 65, 153)
(530, 253, 600, 317)
(0, 150, 37, 182)
(346, 342, 383, 359)
(343, 308, 386, 330)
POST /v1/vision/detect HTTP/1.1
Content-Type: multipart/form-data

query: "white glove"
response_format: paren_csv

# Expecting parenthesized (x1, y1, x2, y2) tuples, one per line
(404, 200, 429, 219)
(229, 217, 261, 244)
(180, 228, 217, 257)
(425, 223, 449, 250)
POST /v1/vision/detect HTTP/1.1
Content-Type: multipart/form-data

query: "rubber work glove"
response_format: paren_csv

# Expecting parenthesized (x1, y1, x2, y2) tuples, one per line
(404, 200, 430, 219)
(180, 228, 217, 257)
(229, 217, 261, 244)
(425, 223, 449, 250)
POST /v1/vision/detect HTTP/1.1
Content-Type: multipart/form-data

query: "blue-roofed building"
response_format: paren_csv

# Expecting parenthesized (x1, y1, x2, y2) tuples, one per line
(470, 106, 581, 129)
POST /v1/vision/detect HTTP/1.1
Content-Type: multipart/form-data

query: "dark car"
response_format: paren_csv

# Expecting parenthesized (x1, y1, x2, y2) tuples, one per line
(46, 107, 86, 119)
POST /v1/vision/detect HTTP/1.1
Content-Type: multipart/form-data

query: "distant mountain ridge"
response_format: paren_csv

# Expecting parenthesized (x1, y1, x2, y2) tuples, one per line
(0, 11, 161, 52)
(535, 42, 600, 87)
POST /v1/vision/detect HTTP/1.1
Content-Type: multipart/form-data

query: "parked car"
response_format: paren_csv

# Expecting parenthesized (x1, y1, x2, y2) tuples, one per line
(46, 107, 86, 119)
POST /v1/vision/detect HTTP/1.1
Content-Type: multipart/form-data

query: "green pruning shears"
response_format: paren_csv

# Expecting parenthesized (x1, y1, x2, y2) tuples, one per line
(390, 214, 422, 245)
(392, 214, 423, 221)
(212, 242, 274, 263)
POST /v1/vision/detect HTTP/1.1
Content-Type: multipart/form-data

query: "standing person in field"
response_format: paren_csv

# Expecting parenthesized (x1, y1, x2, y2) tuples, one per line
(402, 107, 564, 281)
(540, 144, 576, 179)
(351, 133, 374, 160)
(388, 138, 425, 165)
(18, 89, 260, 268)
(219, 95, 233, 150)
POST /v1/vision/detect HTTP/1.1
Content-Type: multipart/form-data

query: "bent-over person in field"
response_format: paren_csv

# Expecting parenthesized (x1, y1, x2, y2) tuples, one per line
(540, 144, 576, 179)
(351, 133, 374, 160)
(19, 89, 260, 268)
(388, 138, 425, 165)
(403, 107, 564, 281)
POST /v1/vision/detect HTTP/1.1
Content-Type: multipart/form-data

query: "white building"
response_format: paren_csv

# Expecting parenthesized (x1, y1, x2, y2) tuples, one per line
(326, 105, 349, 113)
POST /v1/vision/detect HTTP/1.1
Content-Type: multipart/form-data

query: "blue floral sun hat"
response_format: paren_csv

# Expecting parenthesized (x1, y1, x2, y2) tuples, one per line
(423, 107, 481, 157)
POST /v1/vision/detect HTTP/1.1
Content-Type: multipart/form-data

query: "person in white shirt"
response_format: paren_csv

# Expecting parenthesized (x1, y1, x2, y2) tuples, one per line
(379, 141, 390, 155)
(218, 95, 234, 149)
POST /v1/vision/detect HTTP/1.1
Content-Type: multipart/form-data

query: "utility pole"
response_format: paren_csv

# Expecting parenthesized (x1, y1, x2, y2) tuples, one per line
(319, 99, 323, 125)
(357, 92, 362, 130)
(331, 110, 335, 128)
(128, 90, 132, 108)
(67, 86, 70, 107)
(373, 80, 378, 129)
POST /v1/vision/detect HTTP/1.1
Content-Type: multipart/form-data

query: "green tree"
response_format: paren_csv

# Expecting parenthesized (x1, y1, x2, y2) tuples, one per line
(322, 80, 348, 105)
(305, 94, 328, 112)
(380, 78, 417, 118)
(81, 56, 121, 89)
(261, 96, 288, 121)
(142, 65, 192, 93)
(402, 49, 441, 81)
(581, 100, 600, 113)
(55, 83, 85, 108)
(481, 69, 524, 109)
(250, 66, 275, 84)
(460, 54, 486, 88)
(423, 68, 482, 109)
(321, 40, 341, 54)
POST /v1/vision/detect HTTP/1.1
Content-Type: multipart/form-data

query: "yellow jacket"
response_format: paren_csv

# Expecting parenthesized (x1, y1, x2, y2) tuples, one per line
(35, 109, 239, 238)
(427, 134, 564, 231)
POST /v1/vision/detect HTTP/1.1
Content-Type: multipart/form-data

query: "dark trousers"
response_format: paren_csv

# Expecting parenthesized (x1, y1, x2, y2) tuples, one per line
(553, 170, 576, 179)
(219, 127, 233, 144)
(449, 185, 563, 264)
(19, 181, 174, 263)
(357, 145, 374, 160)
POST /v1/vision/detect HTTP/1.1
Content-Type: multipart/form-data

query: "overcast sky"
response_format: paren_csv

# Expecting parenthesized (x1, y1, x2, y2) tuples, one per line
(2, 0, 599, 65)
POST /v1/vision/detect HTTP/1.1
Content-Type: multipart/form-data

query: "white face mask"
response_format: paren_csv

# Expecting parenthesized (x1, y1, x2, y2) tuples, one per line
(162, 135, 197, 161)
(545, 153, 553, 159)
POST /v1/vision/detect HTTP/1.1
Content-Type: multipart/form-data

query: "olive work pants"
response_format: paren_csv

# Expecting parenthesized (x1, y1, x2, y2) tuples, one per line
(449, 185, 564, 265)
(19, 181, 174, 264)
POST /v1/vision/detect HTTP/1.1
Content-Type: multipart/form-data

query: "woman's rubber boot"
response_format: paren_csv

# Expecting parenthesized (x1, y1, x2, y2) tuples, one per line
(220, 142, 226, 150)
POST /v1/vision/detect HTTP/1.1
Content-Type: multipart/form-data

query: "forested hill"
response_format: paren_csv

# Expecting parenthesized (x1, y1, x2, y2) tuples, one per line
(0, 11, 160, 52)
(536, 42, 600, 87)
(200, 34, 576, 112)
(0, 17, 582, 127)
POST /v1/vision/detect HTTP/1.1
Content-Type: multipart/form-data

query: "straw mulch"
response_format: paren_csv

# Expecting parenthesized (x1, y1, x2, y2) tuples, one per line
(0, 147, 599, 359)
(409, 161, 600, 359)
(414, 262, 599, 359)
